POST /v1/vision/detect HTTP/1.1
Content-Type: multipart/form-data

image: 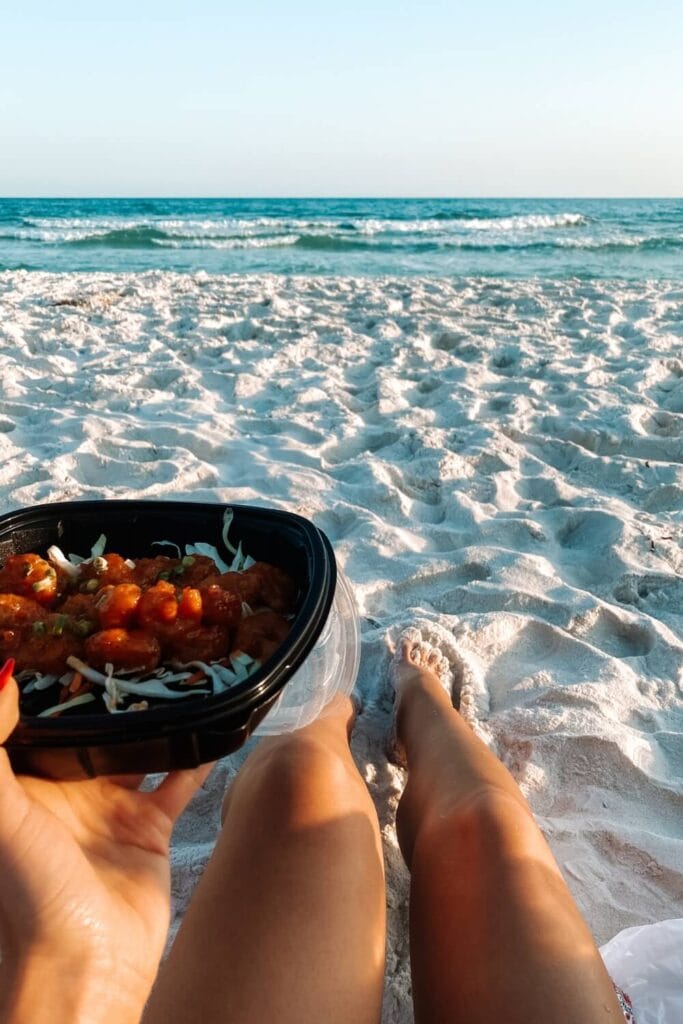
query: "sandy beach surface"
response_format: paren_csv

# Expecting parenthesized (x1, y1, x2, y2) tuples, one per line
(1, 269, 682, 1020)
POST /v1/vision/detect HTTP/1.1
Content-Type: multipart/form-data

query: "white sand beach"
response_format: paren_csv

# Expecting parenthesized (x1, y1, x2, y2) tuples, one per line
(1, 270, 682, 1021)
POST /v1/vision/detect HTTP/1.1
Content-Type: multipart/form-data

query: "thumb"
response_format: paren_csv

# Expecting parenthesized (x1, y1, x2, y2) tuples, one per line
(0, 662, 33, 859)
(0, 659, 20, 744)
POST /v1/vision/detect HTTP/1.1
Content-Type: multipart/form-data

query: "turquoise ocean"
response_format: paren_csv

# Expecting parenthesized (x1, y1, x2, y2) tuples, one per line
(0, 197, 681, 278)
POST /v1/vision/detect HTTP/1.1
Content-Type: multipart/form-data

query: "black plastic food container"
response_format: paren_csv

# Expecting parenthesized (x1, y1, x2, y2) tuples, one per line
(0, 500, 336, 780)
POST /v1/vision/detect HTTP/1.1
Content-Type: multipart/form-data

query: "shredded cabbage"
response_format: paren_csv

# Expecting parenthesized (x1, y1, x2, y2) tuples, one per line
(66, 657, 212, 701)
(38, 692, 97, 717)
(90, 534, 107, 559)
(185, 541, 229, 573)
(22, 673, 59, 694)
(222, 509, 237, 554)
(47, 546, 80, 579)
(152, 540, 182, 557)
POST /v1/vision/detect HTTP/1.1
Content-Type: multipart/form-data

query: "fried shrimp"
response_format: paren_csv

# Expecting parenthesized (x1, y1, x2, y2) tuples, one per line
(233, 610, 291, 662)
(0, 554, 62, 607)
(0, 593, 44, 628)
(177, 587, 203, 623)
(59, 593, 99, 619)
(174, 555, 217, 587)
(15, 618, 84, 674)
(2, 531, 298, 717)
(198, 584, 242, 628)
(84, 628, 161, 673)
(161, 622, 230, 663)
(130, 557, 175, 588)
(246, 564, 298, 614)
(79, 553, 135, 589)
(97, 584, 142, 630)
(136, 580, 179, 627)
(202, 563, 298, 614)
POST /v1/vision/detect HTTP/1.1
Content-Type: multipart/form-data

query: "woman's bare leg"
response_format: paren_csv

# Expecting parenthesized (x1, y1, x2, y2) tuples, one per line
(393, 635, 623, 1024)
(144, 696, 385, 1024)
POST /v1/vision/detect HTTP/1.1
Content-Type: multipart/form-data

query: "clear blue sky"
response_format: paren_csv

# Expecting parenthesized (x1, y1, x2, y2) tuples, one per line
(1, 0, 681, 196)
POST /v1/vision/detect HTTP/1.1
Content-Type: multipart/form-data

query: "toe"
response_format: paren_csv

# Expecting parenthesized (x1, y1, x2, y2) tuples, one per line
(390, 621, 465, 711)
(426, 648, 441, 669)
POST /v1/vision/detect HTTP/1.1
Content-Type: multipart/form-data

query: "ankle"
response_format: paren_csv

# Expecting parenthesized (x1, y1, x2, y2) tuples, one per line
(395, 672, 454, 748)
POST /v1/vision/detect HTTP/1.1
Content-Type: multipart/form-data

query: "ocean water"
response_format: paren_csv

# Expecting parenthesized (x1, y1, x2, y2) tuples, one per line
(0, 197, 681, 278)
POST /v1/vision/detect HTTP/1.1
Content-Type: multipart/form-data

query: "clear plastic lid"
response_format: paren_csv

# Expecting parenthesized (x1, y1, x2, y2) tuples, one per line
(254, 569, 360, 735)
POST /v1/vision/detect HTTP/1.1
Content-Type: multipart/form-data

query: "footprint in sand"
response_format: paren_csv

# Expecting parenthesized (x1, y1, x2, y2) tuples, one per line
(379, 462, 444, 509)
(555, 510, 624, 552)
(314, 506, 360, 543)
(487, 395, 512, 412)
(129, 424, 230, 464)
(566, 606, 654, 658)
(130, 366, 184, 391)
(240, 417, 326, 447)
(641, 410, 683, 437)
(613, 573, 683, 618)
(369, 561, 491, 619)
(516, 476, 575, 508)
(431, 330, 480, 360)
(323, 429, 402, 465)
(659, 384, 683, 413)
(490, 347, 520, 371)
(431, 329, 465, 351)
(416, 375, 442, 395)
(477, 616, 612, 713)
(643, 483, 683, 512)
(73, 452, 179, 488)
(96, 438, 177, 464)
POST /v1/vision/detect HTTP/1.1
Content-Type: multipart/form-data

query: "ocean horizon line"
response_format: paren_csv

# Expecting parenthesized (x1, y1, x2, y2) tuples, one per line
(2, 194, 683, 202)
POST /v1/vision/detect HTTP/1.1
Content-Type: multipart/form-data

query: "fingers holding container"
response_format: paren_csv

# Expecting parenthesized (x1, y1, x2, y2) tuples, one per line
(0, 658, 19, 744)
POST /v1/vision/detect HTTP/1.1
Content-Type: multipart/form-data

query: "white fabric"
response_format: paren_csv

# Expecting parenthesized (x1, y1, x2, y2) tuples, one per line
(601, 919, 683, 1024)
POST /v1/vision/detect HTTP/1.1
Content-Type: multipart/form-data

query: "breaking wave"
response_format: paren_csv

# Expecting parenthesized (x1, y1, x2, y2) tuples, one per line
(67, 226, 170, 248)
(1, 198, 681, 277)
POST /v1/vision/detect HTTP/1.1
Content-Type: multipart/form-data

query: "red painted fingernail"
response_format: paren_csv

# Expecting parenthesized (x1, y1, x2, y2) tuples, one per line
(0, 659, 15, 691)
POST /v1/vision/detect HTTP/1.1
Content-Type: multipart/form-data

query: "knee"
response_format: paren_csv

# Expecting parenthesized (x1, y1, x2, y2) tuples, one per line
(222, 733, 371, 829)
(413, 785, 537, 869)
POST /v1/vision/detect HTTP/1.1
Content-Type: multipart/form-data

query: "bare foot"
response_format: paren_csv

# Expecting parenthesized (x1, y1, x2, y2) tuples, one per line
(387, 623, 462, 766)
(390, 624, 460, 703)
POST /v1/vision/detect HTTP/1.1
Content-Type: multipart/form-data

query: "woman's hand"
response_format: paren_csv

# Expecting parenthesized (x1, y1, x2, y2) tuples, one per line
(0, 659, 213, 1023)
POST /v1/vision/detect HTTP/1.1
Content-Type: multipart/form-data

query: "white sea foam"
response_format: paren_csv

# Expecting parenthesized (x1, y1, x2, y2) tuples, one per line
(0, 271, 681, 1022)
(3, 211, 589, 246)
(12, 216, 347, 243)
(355, 212, 588, 234)
(460, 212, 588, 230)
(153, 234, 301, 250)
